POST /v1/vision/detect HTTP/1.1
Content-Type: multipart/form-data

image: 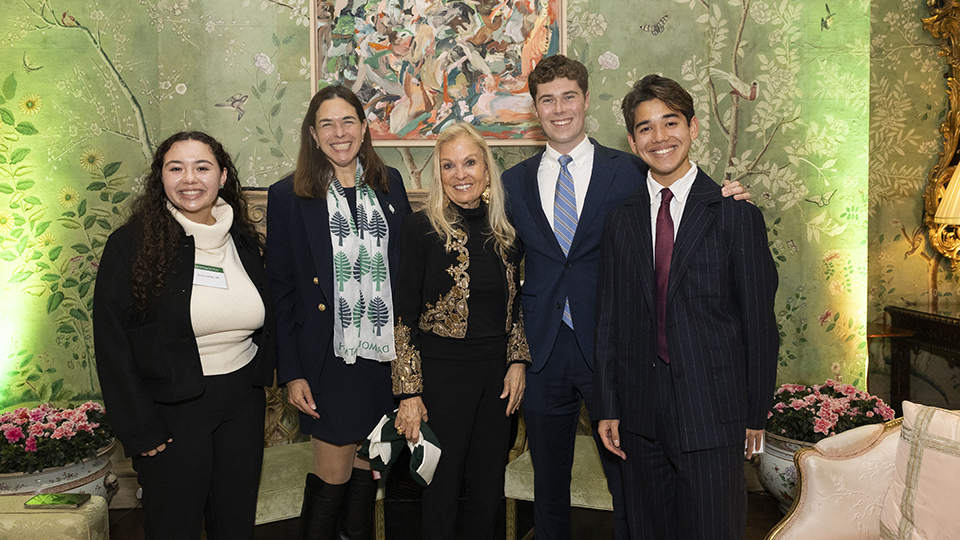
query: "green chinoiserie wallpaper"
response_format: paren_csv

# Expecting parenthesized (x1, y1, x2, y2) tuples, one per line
(0, 0, 955, 411)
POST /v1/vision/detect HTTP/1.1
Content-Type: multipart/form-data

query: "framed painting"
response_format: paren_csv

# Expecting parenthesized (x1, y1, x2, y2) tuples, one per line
(310, 0, 565, 146)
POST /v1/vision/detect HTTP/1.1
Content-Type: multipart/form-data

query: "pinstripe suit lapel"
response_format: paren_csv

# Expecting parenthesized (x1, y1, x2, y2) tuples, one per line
(624, 191, 656, 318)
(299, 196, 335, 304)
(666, 171, 721, 305)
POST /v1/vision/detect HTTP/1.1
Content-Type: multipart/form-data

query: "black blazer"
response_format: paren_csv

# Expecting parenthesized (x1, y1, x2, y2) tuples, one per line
(266, 168, 410, 387)
(391, 209, 529, 396)
(502, 139, 649, 371)
(593, 169, 779, 452)
(93, 221, 276, 457)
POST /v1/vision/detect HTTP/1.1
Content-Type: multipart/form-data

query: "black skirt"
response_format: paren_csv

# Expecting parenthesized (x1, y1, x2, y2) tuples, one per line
(299, 356, 396, 445)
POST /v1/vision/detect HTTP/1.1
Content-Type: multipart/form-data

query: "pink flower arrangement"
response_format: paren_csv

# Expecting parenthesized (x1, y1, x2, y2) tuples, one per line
(766, 380, 895, 444)
(0, 402, 112, 473)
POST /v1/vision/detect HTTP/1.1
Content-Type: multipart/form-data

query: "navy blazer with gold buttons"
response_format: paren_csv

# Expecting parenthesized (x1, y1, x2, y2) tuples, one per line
(265, 168, 410, 388)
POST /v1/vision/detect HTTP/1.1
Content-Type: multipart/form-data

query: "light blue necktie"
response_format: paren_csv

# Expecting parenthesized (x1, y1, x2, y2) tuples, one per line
(554, 154, 577, 328)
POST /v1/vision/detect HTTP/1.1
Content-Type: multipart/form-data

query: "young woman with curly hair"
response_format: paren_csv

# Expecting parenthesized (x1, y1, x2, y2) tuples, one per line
(94, 131, 275, 540)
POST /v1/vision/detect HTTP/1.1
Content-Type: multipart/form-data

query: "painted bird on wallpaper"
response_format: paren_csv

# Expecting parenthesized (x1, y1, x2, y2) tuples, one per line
(22, 53, 43, 73)
(710, 68, 759, 101)
(215, 93, 248, 121)
(821, 5, 835, 31)
(62, 12, 80, 27)
(805, 190, 836, 207)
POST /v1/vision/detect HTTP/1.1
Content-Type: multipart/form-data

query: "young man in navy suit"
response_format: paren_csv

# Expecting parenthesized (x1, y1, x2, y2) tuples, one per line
(594, 74, 779, 540)
(502, 56, 750, 540)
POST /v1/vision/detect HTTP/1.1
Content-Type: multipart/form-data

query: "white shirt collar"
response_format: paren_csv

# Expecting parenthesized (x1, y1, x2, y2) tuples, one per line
(543, 136, 593, 169)
(647, 161, 698, 204)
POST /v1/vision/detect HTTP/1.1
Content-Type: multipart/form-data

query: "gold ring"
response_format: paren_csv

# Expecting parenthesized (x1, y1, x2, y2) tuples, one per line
(397, 427, 405, 435)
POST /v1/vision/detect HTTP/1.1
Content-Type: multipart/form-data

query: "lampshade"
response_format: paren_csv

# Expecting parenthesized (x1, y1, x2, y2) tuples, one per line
(935, 165, 960, 224)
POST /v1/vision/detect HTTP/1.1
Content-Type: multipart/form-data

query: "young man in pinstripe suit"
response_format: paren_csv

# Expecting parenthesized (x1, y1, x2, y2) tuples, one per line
(594, 74, 779, 540)
(503, 56, 753, 540)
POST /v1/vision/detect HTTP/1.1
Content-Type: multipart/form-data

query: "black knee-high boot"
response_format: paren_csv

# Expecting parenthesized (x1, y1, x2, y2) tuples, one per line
(337, 468, 378, 540)
(301, 473, 349, 540)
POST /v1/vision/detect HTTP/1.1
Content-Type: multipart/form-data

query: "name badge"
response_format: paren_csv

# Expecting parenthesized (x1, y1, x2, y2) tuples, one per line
(194, 264, 228, 289)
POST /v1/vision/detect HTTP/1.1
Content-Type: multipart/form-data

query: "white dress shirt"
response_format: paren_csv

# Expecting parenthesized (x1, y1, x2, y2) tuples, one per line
(537, 137, 594, 230)
(648, 162, 698, 260)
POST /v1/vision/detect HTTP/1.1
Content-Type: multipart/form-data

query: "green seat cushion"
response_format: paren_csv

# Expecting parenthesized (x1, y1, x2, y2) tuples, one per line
(256, 442, 385, 525)
(0, 495, 109, 540)
(504, 435, 613, 511)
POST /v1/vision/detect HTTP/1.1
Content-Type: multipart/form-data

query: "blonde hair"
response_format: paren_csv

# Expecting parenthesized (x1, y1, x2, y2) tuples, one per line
(425, 122, 516, 252)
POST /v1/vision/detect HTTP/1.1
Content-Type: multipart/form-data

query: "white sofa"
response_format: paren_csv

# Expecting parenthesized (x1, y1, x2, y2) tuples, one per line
(766, 418, 903, 540)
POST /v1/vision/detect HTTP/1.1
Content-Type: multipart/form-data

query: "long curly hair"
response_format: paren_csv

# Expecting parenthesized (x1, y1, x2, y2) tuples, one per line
(127, 131, 261, 309)
(293, 85, 389, 199)
(424, 122, 516, 252)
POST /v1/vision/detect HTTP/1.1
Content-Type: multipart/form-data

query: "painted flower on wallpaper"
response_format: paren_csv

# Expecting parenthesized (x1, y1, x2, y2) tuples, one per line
(829, 280, 844, 296)
(80, 148, 105, 172)
(36, 232, 56, 248)
(206, 21, 217, 33)
(18, 93, 42, 115)
(750, 1, 772, 24)
(160, 81, 172, 90)
(585, 115, 600, 134)
(818, 310, 833, 326)
(57, 187, 80, 208)
(254, 53, 275, 75)
(0, 210, 13, 236)
(169, 1, 188, 16)
(89, 10, 104, 21)
(612, 98, 625, 127)
(176, 83, 187, 95)
(585, 13, 608, 36)
(599, 51, 620, 71)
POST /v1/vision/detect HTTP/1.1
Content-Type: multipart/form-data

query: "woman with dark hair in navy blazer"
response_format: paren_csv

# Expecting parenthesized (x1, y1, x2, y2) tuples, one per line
(94, 131, 275, 539)
(266, 85, 411, 540)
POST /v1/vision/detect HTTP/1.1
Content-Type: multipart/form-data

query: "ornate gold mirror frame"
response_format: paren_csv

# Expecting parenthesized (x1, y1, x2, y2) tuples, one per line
(924, 0, 960, 269)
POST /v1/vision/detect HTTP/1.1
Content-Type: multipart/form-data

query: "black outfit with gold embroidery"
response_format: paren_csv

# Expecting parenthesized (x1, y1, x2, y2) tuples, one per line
(393, 203, 529, 540)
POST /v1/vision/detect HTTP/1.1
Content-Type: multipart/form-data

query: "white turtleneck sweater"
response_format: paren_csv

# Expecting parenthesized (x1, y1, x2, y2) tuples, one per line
(170, 200, 265, 376)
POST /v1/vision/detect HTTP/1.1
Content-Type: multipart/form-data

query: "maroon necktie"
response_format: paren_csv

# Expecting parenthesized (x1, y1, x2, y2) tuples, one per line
(655, 188, 674, 364)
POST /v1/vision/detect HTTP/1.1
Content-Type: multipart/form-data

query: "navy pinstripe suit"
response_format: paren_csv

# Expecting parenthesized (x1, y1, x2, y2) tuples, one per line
(593, 168, 778, 540)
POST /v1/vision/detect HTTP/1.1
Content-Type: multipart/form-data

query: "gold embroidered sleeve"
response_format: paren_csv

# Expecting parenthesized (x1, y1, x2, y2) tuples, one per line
(392, 319, 423, 395)
(419, 229, 470, 338)
(506, 314, 531, 365)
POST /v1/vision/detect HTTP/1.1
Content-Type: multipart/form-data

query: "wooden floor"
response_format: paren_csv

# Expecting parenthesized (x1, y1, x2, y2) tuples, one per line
(107, 491, 783, 539)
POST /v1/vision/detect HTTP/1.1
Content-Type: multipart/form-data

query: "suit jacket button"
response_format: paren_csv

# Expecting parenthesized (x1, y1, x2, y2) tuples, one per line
(318, 304, 327, 311)
(313, 277, 319, 285)
(556, 302, 561, 309)
(565, 262, 571, 268)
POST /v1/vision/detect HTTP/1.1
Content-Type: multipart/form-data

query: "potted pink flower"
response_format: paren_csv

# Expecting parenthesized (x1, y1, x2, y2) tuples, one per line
(1, 401, 114, 473)
(756, 380, 895, 514)
(766, 380, 896, 444)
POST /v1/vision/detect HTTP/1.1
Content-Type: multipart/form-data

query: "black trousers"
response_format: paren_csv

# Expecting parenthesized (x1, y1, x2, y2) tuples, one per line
(419, 353, 511, 540)
(133, 361, 266, 540)
(620, 360, 746, 540)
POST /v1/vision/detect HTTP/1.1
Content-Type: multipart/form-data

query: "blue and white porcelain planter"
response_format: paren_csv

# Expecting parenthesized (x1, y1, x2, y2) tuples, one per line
(756, 431, 814, 515)
(0, 440, 117, 501)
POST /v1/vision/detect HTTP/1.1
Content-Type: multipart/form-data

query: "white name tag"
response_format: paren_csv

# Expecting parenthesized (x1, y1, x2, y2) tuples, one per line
(194, 264, 228, 289)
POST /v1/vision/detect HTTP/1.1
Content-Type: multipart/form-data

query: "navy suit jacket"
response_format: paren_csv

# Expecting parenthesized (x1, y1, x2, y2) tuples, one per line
(593, 168, 779, 452)
(266, 168, 410, 387)
(503, 139, 649, 372)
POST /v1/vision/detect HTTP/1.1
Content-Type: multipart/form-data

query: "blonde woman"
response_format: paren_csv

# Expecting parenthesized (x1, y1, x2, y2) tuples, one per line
(392, 122, 530, 540)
